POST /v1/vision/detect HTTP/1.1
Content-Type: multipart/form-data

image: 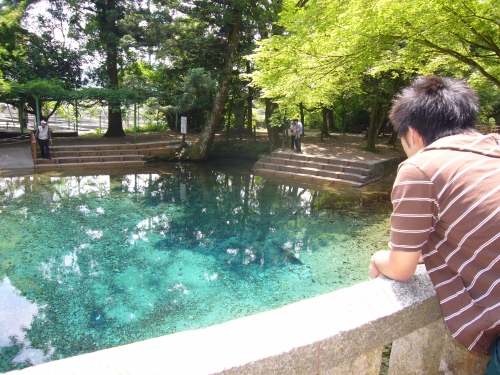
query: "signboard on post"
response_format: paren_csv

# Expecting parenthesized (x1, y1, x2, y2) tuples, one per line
(181, 117, 187, 134)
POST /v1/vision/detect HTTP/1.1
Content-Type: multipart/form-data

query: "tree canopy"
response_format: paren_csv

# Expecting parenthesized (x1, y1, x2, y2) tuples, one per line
(250, 0, 500, 148)
(1, 0, 499, 150)
(252, 0, 500, 91)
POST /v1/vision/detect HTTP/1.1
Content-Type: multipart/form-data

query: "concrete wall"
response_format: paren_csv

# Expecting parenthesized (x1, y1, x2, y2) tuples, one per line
(10, 266, 489, 375)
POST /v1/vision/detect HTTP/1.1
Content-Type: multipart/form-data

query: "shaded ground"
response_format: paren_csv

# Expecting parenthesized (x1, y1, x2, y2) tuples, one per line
(0, 130, 406, 174)
(1, 130, 404, 158)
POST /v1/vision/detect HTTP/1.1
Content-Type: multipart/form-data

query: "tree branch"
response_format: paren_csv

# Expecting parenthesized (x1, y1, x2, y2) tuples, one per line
(417, 38, 500, 88)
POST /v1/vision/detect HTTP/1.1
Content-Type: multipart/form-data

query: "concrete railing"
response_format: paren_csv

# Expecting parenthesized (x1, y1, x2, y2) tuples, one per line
(12, 266, 489, 375)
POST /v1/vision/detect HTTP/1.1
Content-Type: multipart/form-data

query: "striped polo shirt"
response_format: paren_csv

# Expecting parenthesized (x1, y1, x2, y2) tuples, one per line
(390, 132, 500, 355)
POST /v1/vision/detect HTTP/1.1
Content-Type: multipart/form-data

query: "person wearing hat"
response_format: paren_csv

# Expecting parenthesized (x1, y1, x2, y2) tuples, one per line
(33, 119, 52, 159)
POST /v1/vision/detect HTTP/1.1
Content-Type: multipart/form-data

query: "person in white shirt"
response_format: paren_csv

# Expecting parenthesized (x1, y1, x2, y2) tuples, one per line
(33, 119, 52, 159)
(293, 118, 303, 153)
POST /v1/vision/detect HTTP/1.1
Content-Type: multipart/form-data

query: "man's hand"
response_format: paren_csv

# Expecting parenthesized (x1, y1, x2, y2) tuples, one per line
(369, 255, 381, 279)
(369, 249, 422, 281)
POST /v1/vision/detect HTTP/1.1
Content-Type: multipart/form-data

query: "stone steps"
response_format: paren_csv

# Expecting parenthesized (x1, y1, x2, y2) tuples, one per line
(34, 140, 182, 170)
(253, 151, 404, 187)
(35, 160, 146, 170)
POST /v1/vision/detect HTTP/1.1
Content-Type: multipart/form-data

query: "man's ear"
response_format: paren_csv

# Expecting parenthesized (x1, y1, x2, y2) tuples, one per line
(407, 126, 416, 144)
(408, 127, 425, 149)
(406, 126, 426, 152)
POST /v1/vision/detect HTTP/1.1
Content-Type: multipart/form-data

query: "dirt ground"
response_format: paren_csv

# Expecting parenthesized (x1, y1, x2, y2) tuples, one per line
(297, 132, 405, 161)
(0, 129, 406, 162)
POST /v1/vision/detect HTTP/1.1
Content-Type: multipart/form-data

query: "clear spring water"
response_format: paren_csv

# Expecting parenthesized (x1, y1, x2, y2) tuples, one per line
(0, 160, 393, 371)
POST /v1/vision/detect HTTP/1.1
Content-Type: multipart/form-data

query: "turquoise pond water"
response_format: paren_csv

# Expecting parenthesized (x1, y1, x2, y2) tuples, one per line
(0, 160, 393, 371)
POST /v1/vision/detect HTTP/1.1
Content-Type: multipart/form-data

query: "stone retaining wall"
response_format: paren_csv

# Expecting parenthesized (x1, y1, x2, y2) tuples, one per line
(12, 266, 489, 375)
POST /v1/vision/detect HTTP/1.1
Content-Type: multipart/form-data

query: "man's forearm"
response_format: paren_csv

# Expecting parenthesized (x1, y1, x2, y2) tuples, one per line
(370, 250, 422, 281)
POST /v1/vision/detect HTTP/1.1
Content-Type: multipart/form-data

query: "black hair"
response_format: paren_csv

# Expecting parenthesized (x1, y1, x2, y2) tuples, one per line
(389, 76, 479, 146)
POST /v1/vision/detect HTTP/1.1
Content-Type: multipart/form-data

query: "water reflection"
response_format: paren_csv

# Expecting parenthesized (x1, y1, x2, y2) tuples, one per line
(0, 161, 392, 371)
(0, 277, 38, 348)
(0, 177, 28, 199)
(0, 277, 54, 366)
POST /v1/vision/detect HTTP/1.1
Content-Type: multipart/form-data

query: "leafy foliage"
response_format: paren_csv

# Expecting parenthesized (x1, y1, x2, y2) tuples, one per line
(0, 1, 82, 123)
(250, 0, 500, 148)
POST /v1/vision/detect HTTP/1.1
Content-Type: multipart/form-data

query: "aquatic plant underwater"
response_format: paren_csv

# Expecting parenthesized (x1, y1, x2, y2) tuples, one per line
(0, 160, 392, 371)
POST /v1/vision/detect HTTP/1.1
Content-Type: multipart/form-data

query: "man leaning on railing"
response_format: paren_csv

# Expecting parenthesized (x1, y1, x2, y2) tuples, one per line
(369, 76, 500, 374)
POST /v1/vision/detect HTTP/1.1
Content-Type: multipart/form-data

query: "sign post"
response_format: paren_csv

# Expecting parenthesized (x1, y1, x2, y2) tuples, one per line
(134, 103, 137, 143)
(181, 116, 187, 143)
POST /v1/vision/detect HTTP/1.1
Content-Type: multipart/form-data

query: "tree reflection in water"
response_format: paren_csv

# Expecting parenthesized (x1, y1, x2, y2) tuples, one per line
(0, 160, 392, 371)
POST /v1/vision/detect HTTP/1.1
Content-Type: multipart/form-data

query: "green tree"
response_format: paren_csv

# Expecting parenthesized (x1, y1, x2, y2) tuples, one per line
(38, 0, 175, 136)
(166, 0, 281, 159)
(0, 1, 82, 125)
(251, 0, 500, 150)
(58, 0, 128, 136)
(187, 3, 244, 160)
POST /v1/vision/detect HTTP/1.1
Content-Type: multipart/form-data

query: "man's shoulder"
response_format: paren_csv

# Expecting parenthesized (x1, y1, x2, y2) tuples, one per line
(396, 161, 432, 184)
(406, 134, 474, 165)
(399, 132, 500, 191)
(425, 132, 500, 155)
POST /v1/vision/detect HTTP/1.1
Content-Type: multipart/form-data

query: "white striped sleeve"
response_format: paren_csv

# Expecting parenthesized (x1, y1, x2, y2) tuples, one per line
(390, 163, 436, 252)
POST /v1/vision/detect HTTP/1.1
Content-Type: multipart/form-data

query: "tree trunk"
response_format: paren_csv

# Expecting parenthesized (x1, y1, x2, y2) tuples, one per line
(103, 0, 125, 138)
(299, 102, 305, 132)
(366, 103, 379, 151)
(246, 61, 253, 134)
(321, 107, 329, 136)
(328, 108, 335, 132)
(265, 98, 281, 151)
(376, 107, 389, 138)
(246, 88, 253, 134)
(241, 106, 246, 141)
(366, 102, 389, 151)
(341, 102, 347, 135)
(342, 111, 347, 135)
(388, 128, 399, 146)
(105, 104, 124, 137)
(188, 6, 243, 160)
(234, 99, 245, 136)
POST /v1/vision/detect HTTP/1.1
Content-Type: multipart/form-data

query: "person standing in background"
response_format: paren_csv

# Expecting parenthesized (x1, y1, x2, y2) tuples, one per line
(33, 119, 52, 159)
(294, 118, 303, 153)
(290, 120, 297, 150)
